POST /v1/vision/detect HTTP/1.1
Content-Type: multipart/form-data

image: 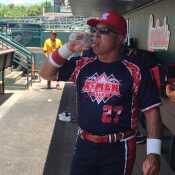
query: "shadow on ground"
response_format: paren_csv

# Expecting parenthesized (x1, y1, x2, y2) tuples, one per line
(0, 93, 13, 105)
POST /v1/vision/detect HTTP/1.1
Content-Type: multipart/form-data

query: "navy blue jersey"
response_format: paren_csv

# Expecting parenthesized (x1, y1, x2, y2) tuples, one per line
(58, 56, 161, 135)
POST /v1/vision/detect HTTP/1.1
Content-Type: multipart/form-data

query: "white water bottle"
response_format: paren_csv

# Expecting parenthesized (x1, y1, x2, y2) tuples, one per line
(68, 32, 93, 49)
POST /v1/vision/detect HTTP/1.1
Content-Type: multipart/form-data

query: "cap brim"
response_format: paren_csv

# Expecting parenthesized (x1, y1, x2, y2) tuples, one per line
(87, 18, 110, 27)
(87, 18, 99, 26)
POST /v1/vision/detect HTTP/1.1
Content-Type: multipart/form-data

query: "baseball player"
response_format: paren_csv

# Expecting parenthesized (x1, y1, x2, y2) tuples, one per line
(40, 10, 162, 175)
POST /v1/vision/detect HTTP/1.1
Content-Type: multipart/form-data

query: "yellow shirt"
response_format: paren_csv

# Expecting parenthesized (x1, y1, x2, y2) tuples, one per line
(43, 38, 62, 56)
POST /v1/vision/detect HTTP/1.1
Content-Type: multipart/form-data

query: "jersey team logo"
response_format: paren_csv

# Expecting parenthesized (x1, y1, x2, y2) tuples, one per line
(82, 73, 120, 104)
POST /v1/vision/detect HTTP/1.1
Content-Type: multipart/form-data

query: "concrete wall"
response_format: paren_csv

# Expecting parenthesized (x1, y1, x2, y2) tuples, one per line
(124, 0, 175, 63)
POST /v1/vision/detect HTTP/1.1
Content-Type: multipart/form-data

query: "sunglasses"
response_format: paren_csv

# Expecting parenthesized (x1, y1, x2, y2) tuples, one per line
(90, 26, 117, 34)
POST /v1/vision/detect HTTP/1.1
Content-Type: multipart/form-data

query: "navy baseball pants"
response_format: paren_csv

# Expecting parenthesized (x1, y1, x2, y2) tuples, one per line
(70, 136, 136, 175)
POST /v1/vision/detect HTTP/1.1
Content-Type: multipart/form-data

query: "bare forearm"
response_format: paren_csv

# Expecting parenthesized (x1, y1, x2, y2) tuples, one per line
(40, 33, 90, 81)
(144, 107, 162, 139)
(143, 107, 162, 175)
(40, 60, 58, 81)
(44, 53, 48, 58)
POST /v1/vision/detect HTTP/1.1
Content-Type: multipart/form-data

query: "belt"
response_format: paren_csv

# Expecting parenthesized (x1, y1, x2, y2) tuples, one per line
(78, 128, 135, 144)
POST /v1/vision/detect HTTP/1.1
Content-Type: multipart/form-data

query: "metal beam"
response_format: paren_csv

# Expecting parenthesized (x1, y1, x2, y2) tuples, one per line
(69, 0, 160, 16)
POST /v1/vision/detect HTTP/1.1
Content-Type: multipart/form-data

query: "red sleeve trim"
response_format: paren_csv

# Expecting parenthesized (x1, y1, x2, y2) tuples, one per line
(52, 50, 66, 65)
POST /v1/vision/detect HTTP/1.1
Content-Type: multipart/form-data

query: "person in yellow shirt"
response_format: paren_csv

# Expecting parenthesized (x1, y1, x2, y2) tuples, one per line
(43, 31, 62, 88)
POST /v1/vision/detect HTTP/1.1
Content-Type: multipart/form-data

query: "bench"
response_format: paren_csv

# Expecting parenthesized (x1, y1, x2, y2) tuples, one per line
(0, 49, 15, 94)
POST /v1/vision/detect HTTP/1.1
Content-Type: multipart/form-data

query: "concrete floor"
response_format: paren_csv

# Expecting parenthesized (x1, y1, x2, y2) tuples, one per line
(0, 80, 174, 175)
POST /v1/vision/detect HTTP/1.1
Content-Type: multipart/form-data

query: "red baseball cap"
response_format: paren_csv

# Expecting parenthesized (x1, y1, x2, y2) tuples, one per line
(87, 11, 127, 37)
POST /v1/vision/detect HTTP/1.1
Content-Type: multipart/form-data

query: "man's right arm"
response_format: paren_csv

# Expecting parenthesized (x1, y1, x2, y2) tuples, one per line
(41, 39, 58, 80)
(40, 43, 72, 81)
(40, 61, 60, 81)
(40, 33, 91, 81)
(43, 52, 48, 58)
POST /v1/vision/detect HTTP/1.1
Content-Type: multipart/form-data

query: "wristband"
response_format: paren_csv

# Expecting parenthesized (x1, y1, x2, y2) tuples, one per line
(147, 138, 161, 155)
(58, 44, 73, 59)
(48, 54, 63, 68)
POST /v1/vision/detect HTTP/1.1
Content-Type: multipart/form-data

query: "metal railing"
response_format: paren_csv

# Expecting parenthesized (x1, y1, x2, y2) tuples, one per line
(0, 15, 88, 31)
(0, 33, 35, 88)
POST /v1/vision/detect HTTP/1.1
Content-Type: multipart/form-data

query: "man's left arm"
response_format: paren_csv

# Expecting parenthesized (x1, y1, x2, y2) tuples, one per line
(143, 107, 162, 175)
